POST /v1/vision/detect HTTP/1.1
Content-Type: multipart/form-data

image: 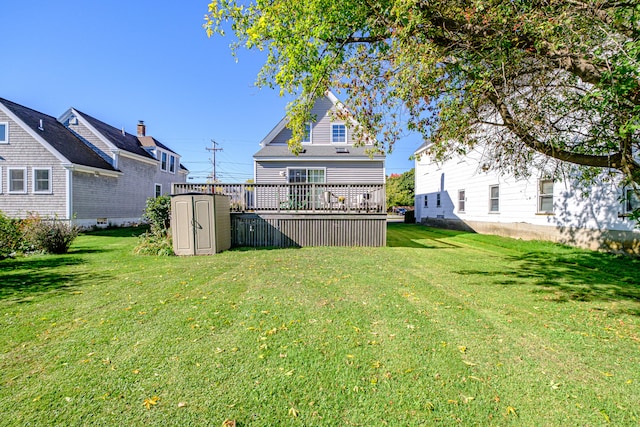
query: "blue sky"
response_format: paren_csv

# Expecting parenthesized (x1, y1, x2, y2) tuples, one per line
(1, 1, 417, 182)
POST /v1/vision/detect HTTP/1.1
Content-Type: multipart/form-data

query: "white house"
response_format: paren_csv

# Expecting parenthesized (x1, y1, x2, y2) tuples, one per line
(414, 142, 640, 253)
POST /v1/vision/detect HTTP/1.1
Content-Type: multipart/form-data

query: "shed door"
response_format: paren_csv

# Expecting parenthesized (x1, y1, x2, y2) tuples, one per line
(172, 198, 195, 255)
(194, 197, 215, 255)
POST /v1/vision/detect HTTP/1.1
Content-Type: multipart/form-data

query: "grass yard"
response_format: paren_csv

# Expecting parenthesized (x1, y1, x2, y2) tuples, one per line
(1, 224, 639, 426)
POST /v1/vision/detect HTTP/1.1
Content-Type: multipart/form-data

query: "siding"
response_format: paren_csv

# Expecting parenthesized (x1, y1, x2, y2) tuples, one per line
(66, 119, 115, 166)
(72, 156, 156, 221)
(232, 213, 386, 247)
(270, 96, 358, 145)
(0, 110, 67, 218)
(256, 160, 385, 184)
(414, 146, 639, 251)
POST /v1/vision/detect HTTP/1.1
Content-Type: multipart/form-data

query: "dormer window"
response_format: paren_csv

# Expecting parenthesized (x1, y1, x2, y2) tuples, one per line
(161, 151, 168, 171)
(302, 122, 312, 144)
(331, 124, 346, 143)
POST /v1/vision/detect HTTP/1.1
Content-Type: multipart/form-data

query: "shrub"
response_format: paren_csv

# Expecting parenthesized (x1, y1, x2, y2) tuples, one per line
(133, 229, 174, 256)
(135, 196, 174, 256)
(21, 214, 79, 254)
(0, 211, 22, 258)
(143, 195, 171, 234)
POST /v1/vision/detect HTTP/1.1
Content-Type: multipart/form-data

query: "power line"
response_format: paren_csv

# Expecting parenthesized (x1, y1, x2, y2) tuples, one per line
(205, 140, 223, 182)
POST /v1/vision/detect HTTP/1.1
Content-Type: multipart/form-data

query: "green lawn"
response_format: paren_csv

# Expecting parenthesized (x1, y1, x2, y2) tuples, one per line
(1, 224, 639, 426)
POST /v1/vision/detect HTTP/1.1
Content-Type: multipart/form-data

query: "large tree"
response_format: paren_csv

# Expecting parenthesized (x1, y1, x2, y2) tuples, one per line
(205, 1, 640, 186)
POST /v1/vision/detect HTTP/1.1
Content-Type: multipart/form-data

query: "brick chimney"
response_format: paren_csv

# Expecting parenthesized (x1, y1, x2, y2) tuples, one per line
(137, 120, 146, 137)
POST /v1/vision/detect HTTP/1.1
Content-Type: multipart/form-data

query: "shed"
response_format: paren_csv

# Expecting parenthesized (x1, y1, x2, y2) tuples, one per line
(170, 194, 231, 255)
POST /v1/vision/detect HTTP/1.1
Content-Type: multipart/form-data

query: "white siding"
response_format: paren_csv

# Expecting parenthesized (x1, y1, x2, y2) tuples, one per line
(414, 146, 639, 249)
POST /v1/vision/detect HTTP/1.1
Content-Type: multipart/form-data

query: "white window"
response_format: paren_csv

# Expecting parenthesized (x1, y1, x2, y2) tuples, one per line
(489, 185, 499, 212)
(33, 167, 52, 193)
(169, 155, 176, 173)
(0, 122, 8, 144)
(155, 184, 162, 198)
(538, 179, 554, 213)
(8, 168, 27, 193)
(288, 168, 326, 184)
(458, 190, 466, 212)
(625, 188, 639, 213)
(436, 193, 441, 207)
(302, 122, 312, 143)
(331, 124, 346, 143)
(161, 151, 168, 171)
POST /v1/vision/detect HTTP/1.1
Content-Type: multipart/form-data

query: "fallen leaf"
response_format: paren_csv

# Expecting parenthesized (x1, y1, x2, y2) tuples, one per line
(178, 402, 187, 408)
(143, 396, 160, 410)
(288, 407, 299, 417)
(505, 406, 517, 417)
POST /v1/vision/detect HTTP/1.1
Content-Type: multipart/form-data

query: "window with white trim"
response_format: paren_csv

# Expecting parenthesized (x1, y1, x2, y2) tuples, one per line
(33, 168, 52, 193)
(458, 190, 466, 212)
(155, 184, 162, 198)
(161, 151, 168, 171)
(489, 185, 499, 212)
(424, 195, 428, 208)
(331, 124, 346, 143)
(8, 168, 27, 193)
(169, 155, 176, 173)
(0, 122, 8, 144)
(436, 193, 441, 207)
(538, 179, 554, 213)
(302, 122, 312, 143)
(288, 168, 326, 184)
(625, 188, 639, 213)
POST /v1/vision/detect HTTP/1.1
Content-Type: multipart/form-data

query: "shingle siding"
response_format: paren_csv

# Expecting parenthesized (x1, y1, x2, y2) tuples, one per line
(72, 156, 155, 220)
(66, 119, 115, 166)
(0, 110, 67, 218)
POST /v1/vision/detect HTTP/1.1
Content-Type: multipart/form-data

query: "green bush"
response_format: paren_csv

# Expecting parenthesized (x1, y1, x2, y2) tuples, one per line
(143, 195, 171, 233)
(133, 229, 174, 256)
(0, 212, 22, 258)
(21, 214, 79, 254)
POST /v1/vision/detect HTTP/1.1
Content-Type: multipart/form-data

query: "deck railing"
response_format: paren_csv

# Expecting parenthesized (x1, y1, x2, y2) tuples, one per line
(172, 183, 386, 214)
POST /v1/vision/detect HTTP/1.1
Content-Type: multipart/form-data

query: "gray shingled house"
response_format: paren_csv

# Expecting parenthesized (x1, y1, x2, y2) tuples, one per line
(0, 97, 187, 227)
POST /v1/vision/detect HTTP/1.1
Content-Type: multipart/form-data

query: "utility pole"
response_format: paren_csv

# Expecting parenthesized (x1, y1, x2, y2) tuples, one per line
(205, 139, 223, 182)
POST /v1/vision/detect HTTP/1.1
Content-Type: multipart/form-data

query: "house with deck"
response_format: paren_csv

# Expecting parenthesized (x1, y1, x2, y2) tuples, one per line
(413, 142, 640, 253)
(173, 91, 387, 247)
(0, 97, 187, 227)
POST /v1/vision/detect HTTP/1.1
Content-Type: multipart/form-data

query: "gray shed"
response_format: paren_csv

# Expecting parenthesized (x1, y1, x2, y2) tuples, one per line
(170, 194, 231, 255)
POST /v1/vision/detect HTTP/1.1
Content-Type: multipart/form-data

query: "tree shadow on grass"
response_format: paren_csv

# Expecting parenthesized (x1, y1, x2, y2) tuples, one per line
(457, 250, 640, 309)
(0, 255, 99, 302)
(387, 223, 467, 248)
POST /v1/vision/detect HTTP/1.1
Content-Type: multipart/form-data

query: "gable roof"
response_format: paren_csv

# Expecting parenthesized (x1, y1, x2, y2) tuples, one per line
(258, 91, 372, 148)
(69, 109, 156, 159)
(0, 98, 117, 172)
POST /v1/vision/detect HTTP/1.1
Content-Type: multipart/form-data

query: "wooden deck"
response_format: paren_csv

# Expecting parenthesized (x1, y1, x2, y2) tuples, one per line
(171, 183, 387, 248)
(172, 183, 385, 214)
